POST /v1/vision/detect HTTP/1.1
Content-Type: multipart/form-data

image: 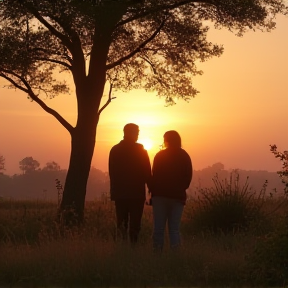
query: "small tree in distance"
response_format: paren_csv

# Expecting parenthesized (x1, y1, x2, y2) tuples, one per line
(43, 161, 61, 172)
(19, 156, 40, 174)
(0, 1, 287, 223)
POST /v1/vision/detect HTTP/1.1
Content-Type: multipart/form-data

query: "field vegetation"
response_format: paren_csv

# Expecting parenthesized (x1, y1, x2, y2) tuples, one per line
(0, 173, 287, 287)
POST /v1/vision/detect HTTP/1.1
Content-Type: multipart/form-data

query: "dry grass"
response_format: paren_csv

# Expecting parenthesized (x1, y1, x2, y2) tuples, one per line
(0, 197, 287, 287)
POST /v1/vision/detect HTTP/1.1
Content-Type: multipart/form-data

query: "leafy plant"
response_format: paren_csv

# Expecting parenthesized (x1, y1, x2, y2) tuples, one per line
(187, 172, 267, 234)
(270, 144, 288, 195)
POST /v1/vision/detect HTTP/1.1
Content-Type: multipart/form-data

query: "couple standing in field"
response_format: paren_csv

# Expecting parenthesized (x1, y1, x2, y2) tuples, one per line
(109, 123, 193, 251)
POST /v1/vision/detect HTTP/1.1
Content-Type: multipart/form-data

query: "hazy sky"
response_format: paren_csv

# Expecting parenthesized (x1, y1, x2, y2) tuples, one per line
(0, 15, 287, 176)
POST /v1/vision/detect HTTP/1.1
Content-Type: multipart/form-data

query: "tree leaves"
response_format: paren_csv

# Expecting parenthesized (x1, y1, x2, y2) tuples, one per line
(0, 0, 287, 102)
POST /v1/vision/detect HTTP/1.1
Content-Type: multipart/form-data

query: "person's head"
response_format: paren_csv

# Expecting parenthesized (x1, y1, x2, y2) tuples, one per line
(163, 130, 181, 148)
(123, 123, 139, 142)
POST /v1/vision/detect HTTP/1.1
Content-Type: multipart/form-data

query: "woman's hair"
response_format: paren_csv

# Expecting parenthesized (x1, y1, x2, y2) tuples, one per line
(164, 130, 182, 148)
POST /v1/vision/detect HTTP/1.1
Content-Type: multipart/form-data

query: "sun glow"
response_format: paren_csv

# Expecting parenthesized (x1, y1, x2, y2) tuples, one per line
(138, 138, 153, 151)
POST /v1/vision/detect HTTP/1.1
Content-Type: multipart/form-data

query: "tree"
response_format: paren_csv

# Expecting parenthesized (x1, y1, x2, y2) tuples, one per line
(19, 156, 40, 174)
(43, 161, 61, 171)
(211, 162, 225, 171)
(0, 155, 5, 174)
(0, 1, 287, 223)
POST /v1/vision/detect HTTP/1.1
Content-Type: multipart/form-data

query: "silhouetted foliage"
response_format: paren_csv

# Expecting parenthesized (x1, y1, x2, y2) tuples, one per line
(19, 156, 40, 174)
(0, 167, 110, 201)
(43, 161, 61, 171)
(270, 144, 288, 195)
(0, 155, 5, 174)
(186, 171, 268, 234)
(1, 0, 287, 222)
(0, 163, 284, 202)
(245, 214, 288, 285)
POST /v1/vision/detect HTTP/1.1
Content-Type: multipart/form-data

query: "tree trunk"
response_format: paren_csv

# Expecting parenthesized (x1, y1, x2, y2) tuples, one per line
(57, 2, 129, 226)
(59, 125, 97, 225)
(59, 85, 102, 225)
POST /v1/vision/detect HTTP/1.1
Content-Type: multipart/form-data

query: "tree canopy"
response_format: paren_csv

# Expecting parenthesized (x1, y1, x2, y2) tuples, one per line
(1, 1, 286, 110)
(1, 0, 287, 221)
(19, 156, 40, 174)
(43, 161, 61, 171)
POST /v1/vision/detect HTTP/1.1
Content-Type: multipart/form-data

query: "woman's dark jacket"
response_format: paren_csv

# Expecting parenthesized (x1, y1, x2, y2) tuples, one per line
(151, 147, 192, 204)
(109, 140, 152, 201)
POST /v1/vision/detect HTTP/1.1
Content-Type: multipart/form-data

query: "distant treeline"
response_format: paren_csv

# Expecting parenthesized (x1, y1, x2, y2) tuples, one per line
(0, 163, 284, 201)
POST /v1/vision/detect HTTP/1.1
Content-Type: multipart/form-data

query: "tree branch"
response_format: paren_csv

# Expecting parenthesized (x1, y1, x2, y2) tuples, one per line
(19, 1, 73, 51)
(118, 0, 198, 27)
(30, 47, 73, 66)
(107, 19, 166, 70)
(35, 57, 72, 70)
(21, 2, 87, 83)
(140, 55, 157, 74)
(0, 70, 74, 134)
(97, 83, 116, 116)
(46, 14, 86, 78)
(27, 89, 74, 134)
(0, 72, 29, 94)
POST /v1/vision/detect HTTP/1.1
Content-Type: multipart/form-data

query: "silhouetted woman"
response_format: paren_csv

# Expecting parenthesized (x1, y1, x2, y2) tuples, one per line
(150, 130, 192, 251)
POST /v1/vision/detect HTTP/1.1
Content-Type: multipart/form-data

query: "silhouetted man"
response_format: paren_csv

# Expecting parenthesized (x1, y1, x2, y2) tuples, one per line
(109, 123, 152, 243)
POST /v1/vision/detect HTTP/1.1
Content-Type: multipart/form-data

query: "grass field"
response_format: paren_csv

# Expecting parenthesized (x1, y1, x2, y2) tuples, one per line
(0, 194, 287, 287)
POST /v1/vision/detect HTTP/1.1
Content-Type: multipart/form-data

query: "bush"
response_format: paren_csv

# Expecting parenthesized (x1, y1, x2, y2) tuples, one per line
(245, 213, 288, 286)
(185, 172, 267, 234)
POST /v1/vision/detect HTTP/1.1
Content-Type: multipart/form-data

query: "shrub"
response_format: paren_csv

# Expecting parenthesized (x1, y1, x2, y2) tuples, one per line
(270, 144, 288, 195)
(185, 172, 267, 234)
(245, 213, 288, 286)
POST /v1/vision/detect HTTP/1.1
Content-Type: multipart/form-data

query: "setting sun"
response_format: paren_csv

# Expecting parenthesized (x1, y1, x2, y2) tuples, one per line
(138, 138, 153, 151)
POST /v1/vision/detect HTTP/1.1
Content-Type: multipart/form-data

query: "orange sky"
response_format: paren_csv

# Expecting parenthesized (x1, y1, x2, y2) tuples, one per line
(0, 15, 287, 175)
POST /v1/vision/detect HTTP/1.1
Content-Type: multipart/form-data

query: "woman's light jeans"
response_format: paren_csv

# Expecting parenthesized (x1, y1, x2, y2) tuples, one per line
(152, 196, 184, 251)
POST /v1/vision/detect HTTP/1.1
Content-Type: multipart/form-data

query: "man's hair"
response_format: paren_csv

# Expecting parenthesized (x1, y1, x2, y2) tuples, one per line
(123, 123, 139, 136)
(164, 130, 182, 148)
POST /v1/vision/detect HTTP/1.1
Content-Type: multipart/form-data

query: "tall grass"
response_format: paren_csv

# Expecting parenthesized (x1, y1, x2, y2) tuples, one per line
(0, 175, 287, 287)
(184, 172, 282, 235)
(0, 228, 252, 287)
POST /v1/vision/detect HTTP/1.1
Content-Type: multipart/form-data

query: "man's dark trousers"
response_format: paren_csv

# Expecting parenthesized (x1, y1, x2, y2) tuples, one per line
(115, 198, 145, 243)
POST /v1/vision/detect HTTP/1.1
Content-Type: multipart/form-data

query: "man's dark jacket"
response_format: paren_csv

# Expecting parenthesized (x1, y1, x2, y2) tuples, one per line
(109, 140, 152, 201)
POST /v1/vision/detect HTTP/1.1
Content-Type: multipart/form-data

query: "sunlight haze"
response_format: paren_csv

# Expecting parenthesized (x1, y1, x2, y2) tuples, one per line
(0, 15, 287, 175)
